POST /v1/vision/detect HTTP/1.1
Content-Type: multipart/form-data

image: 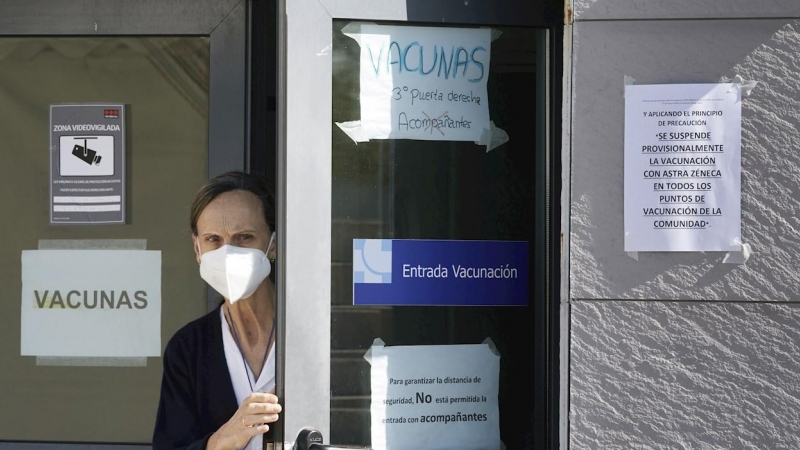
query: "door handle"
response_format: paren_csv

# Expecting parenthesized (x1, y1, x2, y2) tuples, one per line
(295, 428, 372, 450)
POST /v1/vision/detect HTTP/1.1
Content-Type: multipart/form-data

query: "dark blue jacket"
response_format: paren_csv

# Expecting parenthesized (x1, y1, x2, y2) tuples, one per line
(152, 306, 274, 449)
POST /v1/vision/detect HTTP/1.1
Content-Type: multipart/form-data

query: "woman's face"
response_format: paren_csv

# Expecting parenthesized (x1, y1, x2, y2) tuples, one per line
(193, 189, 275, 262)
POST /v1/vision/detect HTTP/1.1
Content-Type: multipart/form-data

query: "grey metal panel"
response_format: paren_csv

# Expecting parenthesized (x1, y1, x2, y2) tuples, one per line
(569, 19, 800, 300)
(318, 0, 408, 21)
(570, 300, 800, 449)
(208, 1, 247, 179)
(275, 0, 289, 444)
(402, 0, 562, 26)
(0, 0, 240, 35)
(559, 22, 574, 450)
(279, 0, 334, 444)
(574, 0, 800, 21)
(320, 0, 561, 26)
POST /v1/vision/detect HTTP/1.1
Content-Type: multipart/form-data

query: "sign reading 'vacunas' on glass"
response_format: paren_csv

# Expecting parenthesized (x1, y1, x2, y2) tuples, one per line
(624, 83, 742, 252)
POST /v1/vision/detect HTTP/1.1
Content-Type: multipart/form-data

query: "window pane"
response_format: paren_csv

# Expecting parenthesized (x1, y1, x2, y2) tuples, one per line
(331, 22, 546, 448)
(0, 37, 209, 443)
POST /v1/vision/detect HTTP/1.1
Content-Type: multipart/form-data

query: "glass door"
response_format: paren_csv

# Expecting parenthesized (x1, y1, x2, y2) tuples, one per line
(0, 1, 247, 447)
(278, 1, 561, 448)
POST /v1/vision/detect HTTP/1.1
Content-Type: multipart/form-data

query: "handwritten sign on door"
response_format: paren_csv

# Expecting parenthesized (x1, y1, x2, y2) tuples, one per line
(337, 24, 495, 145)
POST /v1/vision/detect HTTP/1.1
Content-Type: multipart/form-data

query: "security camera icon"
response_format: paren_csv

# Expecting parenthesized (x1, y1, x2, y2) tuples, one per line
(71, 137, 101, 166)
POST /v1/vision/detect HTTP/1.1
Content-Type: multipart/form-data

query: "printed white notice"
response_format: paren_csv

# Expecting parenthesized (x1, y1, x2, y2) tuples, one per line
(338, 24, 493, 144)
(21, 250, 161, 357)
(367, 340, 500, 450)
(624, 83, 742, 251)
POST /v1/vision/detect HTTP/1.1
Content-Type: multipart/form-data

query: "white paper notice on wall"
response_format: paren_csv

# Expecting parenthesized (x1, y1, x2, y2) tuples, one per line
(337, 23, 506, 150)
(20, 250, 161, 357)
(365, 339, 501, 450)
(624, 83, 742, 252)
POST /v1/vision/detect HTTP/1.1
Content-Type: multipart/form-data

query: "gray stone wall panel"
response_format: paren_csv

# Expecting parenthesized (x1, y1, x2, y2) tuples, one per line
(570, 300, 800, 449)
(574, 0, 800, 21)
(570, 19, 800, 300)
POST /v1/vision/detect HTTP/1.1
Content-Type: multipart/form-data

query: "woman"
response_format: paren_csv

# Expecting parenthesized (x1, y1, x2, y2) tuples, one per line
(153, 171, 282, 450)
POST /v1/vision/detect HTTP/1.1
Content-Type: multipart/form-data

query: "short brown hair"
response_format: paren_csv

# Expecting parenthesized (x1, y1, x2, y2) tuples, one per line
(189, 171, 276, 235)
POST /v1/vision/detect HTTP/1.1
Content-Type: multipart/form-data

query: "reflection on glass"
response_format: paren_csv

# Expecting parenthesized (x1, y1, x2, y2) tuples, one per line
(331, 22, 545, 448)
(0, 37, 209, 443)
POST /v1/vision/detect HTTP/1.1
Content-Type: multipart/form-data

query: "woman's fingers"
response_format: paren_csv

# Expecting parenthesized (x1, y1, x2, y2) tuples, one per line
(209, 392, 280, 448)
(243, 413, 280, 426)
(208, 409, 272, 450)
(243, 392, 282, 417)
(245, 400, 282, 415)
(246, 392, 280, 404)
(240, 392, 281, 432)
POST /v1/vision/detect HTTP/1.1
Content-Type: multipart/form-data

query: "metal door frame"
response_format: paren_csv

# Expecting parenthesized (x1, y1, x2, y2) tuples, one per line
(276, 0, 564, 447)
(0, 1, 247, 447)
(0, 0, 248, 179)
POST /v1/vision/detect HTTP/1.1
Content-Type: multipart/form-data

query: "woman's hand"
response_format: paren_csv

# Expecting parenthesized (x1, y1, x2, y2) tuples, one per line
(206, 392, 282, 450)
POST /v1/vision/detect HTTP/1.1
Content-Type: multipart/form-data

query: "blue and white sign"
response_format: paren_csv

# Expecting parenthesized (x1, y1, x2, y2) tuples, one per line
(353, 239, 528, 306)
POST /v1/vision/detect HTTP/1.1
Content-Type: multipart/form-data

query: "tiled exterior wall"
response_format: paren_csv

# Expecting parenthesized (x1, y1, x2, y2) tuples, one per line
(569, 2, 800, 448)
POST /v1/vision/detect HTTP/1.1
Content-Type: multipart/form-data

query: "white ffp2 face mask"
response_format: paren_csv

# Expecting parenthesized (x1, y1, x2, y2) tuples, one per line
(198, 233, 274, 303)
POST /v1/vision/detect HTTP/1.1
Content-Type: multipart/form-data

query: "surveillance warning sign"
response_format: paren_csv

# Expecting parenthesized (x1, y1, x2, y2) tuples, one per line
(50, 104, 125, 225)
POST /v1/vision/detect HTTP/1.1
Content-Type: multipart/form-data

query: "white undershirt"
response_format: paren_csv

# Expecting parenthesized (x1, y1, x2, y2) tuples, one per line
(220, 308, 276, 450)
